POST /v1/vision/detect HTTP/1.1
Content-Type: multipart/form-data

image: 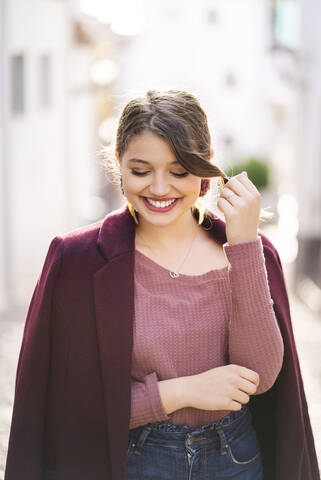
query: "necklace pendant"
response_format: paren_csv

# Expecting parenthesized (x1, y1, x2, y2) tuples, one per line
(170, 270, 179, 278)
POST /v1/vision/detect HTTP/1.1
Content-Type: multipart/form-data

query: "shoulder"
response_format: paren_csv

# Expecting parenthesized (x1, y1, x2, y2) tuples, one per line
(56, 219, 103, 250)
(45, 219, 105, 271)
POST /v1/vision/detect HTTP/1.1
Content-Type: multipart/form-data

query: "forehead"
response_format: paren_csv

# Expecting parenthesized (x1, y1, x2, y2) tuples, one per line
(123, 131, 178, 165)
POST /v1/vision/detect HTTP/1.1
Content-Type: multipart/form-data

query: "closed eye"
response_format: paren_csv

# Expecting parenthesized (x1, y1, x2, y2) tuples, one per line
(130, 170, 189, 178)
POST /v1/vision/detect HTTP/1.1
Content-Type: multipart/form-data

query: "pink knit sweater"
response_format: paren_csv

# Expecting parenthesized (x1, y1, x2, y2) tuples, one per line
(129, 236, 284, 429)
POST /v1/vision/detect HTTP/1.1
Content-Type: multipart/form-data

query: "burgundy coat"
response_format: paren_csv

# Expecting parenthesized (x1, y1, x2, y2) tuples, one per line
(4, 203, 320, 480)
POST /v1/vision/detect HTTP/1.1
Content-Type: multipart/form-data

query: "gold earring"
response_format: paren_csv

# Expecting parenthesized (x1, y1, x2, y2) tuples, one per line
(127, 200, 139, 224)
(193, 196, 206, 225)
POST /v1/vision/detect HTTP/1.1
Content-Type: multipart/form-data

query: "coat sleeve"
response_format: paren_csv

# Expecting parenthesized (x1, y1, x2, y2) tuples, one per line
(271, 245, 321, 479)
(4, 236, 64, 480)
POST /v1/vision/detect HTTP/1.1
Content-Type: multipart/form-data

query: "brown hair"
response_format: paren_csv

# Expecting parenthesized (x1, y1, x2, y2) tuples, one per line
(99, 88, 273, 223)
(115, 89, 228, 181)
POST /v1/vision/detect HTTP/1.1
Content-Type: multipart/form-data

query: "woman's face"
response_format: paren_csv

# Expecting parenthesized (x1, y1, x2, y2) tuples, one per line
(117, 130, 202, 228)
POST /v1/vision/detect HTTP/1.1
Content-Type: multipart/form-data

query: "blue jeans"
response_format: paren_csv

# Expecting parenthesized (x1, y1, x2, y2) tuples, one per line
(126, 403, 263, 479)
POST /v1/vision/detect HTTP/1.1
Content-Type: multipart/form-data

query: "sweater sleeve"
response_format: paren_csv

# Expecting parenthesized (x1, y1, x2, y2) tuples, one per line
(129, 372, 170, 430)
(223, 236, 284, 394)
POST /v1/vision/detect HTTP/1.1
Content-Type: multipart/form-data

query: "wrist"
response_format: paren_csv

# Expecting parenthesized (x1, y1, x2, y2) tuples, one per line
(176, 375, 192, 409)
(226, 235, 259, 246)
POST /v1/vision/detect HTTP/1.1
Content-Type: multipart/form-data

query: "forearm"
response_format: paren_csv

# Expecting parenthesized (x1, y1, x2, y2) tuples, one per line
(224, 237, 284, 392)
(130, 373, 189, 429)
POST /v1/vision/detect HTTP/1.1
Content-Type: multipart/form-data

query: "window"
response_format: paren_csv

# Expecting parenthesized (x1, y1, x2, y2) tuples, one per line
(271, 0, 300, 51)
(39, 54, 51, 108)
(11, 54, 25, 114)
(207, 9, 219, 25)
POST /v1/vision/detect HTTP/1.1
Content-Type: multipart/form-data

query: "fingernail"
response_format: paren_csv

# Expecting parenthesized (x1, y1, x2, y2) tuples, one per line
(243, 171, 248, 177)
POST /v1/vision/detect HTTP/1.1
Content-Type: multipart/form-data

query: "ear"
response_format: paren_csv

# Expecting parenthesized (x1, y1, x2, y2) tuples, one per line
(115, 151, 120, 164)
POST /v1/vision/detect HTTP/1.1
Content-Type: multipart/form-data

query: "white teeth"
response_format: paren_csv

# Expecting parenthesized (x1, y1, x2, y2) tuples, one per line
(146, 198, 177, 208)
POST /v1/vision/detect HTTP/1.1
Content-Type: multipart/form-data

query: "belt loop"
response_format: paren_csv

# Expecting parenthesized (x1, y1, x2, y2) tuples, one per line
(134, 426, 152, 455)
(215, 424, 229, 455)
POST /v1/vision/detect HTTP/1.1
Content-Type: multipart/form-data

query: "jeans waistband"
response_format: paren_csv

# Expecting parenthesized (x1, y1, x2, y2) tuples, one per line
(142, 402, 250, 433)
(128, 403, 252, 457)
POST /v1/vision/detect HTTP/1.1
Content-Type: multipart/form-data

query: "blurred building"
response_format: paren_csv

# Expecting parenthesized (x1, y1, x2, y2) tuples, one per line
(295, 0, 321, 293)
(114, 0, 300, 217)
(2, 0, 318, 314)
(0, 0, 98, 313)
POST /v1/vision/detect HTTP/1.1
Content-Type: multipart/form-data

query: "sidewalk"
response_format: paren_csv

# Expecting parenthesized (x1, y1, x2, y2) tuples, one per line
(0, 305, 26, 475)
(0, 260, 320, 476)
(284, 264, 321, 464)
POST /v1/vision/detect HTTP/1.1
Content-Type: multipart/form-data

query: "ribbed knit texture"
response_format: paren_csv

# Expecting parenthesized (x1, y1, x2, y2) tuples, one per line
(130, 236, 284, 429)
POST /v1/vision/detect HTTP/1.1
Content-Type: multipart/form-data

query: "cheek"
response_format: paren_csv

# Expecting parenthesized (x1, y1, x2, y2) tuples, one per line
(123, 175, 144, 191)
(176, 181, 200, 199)
(189, 181, 202, 196)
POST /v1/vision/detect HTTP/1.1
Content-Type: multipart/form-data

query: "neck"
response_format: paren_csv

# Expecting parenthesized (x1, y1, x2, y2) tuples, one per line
(135, 208, 200, 250)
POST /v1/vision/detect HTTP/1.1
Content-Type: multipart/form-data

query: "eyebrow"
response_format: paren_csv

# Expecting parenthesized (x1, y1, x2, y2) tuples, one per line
(127, 158, 179, 165)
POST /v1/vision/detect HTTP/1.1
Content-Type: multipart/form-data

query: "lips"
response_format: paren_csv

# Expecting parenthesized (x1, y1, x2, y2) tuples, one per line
(143, 197, 178, 201)
(141, 196, 180, 212)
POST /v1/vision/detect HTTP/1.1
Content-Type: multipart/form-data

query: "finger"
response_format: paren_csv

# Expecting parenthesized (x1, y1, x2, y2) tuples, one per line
(238, 377, 257, 395)
(239, 366, 260, 386)
(233, 389, 250, 405)
(229, 400, 243, 410)
(237, 172, 261, 197)
(217, 196, 234, 216)
(225, 174, 252, 197)
(219, 187, 240, 206)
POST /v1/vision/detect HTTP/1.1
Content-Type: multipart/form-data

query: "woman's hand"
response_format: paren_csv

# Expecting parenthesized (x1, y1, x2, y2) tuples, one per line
(217, 172, 261, 245)
(182, 364, 260, 411)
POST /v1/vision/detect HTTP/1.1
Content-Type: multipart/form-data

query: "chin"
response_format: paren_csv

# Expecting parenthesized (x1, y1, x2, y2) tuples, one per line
(140, 214, 179, 226)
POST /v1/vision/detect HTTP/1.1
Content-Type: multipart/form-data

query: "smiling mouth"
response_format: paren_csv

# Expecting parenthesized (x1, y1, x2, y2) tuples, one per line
(145, 197, 177, 205)
(141, 196, 180, 210)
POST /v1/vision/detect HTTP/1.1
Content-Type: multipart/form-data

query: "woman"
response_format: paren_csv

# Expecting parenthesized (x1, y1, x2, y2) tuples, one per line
(4, 89, 320, 480)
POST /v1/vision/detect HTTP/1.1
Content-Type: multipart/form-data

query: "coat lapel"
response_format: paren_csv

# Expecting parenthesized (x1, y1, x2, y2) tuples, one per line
(93, 204, 136, 478)
(92, 203, 228, 479)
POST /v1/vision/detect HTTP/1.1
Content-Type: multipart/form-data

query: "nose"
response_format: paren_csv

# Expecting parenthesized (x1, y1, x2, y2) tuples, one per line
(148, 173, 171, 197)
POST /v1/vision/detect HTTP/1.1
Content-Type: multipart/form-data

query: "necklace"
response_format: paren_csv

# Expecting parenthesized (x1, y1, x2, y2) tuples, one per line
(135, 225, 198, 278)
